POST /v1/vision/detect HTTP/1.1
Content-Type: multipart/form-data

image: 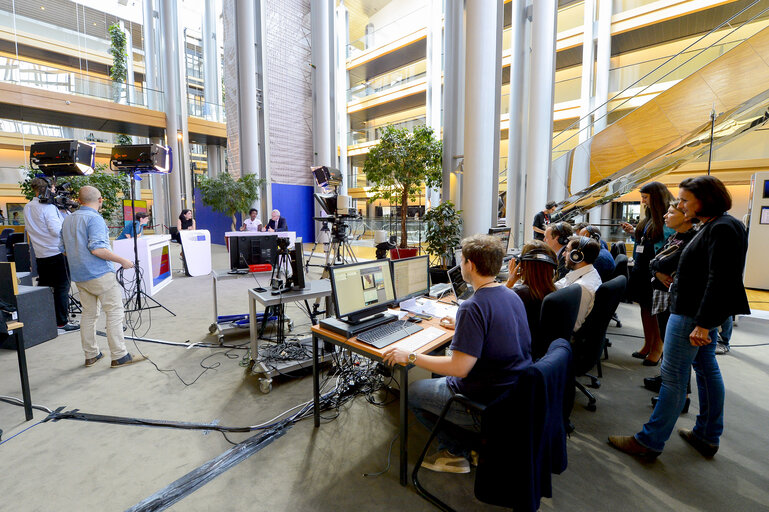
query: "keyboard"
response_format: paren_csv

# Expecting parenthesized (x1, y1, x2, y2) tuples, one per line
(357, 320, 423, 349)
(395, 327, 445, 352)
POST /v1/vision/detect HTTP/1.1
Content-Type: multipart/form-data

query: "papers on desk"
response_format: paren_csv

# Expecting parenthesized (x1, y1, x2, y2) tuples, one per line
(386, 309, 409, 320)
(399, 297, 459, 320)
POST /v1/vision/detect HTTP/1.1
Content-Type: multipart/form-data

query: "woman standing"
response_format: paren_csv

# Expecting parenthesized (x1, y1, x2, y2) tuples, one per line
(609, 176, 750, 458)
(621, 181, 674, 366)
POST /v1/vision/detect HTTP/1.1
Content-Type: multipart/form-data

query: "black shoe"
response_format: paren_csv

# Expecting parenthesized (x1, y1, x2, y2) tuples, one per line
(643, 357, 660, 366)
(678, 429, 718, 458)
(631, 351, 648, 359)
(651, 396, 690, 414)
(644, 375, 662, 392)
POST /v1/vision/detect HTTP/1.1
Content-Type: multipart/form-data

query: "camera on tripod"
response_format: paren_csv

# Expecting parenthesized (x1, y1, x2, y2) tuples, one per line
(38, 179, 80, 212)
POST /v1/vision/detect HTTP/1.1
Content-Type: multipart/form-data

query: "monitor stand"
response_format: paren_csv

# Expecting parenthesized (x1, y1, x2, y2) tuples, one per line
(319, 313, 396, 339)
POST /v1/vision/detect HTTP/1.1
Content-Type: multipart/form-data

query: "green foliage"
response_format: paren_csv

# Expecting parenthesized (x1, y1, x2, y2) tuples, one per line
(116, 134, 132, 145)
(108, 23, 127, 83)
(19, 165, 131, 223)
(423, 201, 462, 269)
(197, 172, 266, 230)
(363, 125, 442, 248)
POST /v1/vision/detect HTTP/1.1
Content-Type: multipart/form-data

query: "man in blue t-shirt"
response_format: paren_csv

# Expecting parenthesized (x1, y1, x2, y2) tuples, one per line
(383, 234, 532, 474)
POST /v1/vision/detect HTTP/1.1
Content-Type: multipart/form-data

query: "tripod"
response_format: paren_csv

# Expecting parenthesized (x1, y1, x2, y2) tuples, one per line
(122, 171, 175, 316)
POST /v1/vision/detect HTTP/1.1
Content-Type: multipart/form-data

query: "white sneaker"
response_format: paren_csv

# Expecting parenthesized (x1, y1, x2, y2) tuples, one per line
(421, 450, 470, 474)
(715, 343, 730, 355)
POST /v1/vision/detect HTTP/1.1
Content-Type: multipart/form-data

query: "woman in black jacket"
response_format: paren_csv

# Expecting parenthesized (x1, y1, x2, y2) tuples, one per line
(609, 176, 750, 459)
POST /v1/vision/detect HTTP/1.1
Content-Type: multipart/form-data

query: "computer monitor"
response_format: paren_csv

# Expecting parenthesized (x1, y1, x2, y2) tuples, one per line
(290, 238, 306, 289)
(229, 235, 278, 270)
(391, 255, 430, 301)
(329, 259, 396, 324)
(488, 226, 511, 252)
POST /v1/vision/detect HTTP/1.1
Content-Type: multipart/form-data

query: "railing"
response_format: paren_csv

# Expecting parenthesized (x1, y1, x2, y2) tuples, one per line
(347, 4, 428, 58)
(0, 54, 164, 109)
(557, 1, 585, 33)
(187, 95, 225, 123)
(551, 0, 769, 156)
(348, 115, 426, 146)
(347, 60, 427, 102)
(0, 119, 148, 145)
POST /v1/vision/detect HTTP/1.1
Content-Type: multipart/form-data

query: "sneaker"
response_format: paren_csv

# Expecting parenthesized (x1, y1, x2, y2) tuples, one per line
(110, 353, 147, 368)
(469, 450, 479, 467)
(421, 450, 471, 474)
(678, 429, 718, 458)
(715, 343, 730, 355)
(58, 323, 80, 333)
(85, 352, 104, 367)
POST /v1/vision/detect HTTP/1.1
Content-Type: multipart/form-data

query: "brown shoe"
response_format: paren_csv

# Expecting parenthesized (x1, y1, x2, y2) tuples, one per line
(110, 353, 147, 368)
(608, 435, 661, 459)
(678, 429, 718, 458)
(85, 352, 104, 367)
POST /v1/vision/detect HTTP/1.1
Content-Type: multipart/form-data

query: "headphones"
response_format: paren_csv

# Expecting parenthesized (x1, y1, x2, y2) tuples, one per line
(520, 248, 558, 268)
(584, 225, 601, 241)
(569, 236, 591, 264)
(551, 222, 571, 246)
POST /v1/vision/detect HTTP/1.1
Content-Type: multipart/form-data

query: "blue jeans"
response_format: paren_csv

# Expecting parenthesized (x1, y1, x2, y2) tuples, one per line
(719, 316, 733, 346)
(635, 314, 724, 452)
(409, 377, 481, 456)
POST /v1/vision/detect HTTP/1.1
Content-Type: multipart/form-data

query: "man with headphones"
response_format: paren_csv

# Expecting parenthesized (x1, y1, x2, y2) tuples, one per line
(544, 221, 573, 280)
(23, 177, 79, 333)
(578, 225, 616, 282)
(555, 236, 602, 331)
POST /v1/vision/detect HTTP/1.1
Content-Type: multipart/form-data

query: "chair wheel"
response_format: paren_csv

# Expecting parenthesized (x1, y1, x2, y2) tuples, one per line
(259, 379, 272, 394)
(589, 378, 601, 389)
(208, 323, 217, 334)
(586, 403, 597, 412)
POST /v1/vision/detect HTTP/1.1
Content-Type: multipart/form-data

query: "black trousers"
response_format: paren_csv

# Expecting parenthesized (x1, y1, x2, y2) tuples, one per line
(36, 253, 71, 327)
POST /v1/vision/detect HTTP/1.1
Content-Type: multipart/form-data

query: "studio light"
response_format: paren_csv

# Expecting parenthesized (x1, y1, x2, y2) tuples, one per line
(109, 144, 172, 174)
(30, 140, 96, 176)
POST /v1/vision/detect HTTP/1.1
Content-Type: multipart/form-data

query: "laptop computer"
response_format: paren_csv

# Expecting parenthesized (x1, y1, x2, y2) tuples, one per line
(447, 264, 473, 304)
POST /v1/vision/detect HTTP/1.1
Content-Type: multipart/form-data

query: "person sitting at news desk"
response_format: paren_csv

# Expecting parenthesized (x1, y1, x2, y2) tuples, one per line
(116, 212, 149, 240)
(262, 209, 287, 232)
(241, 208, 262, 232)
(383, 234, 532, 474)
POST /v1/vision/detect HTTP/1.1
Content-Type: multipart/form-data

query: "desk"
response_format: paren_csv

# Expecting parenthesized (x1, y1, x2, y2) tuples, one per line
(311, 317, 453, 486)
(8, 321, 32, 420)
(113, 235, 172, 297)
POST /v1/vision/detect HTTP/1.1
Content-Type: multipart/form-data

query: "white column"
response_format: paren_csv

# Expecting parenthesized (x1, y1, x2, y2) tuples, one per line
(203, 0, 223, 177)
(506, 0, 529, 247)
(578, 0, 595, 144)
(335, 2, 349, 194)
(142, 0, 159, 107)
(425, 0, 442, 207)
(442, 0, 464, 209)
(236, 0, 262, 192)
(594, 0, 612, 132)
(462, 0, 501, 237)
(524, 0, 557, 241)
(121, 21, 135, 106)
(311, 0, 335, 169)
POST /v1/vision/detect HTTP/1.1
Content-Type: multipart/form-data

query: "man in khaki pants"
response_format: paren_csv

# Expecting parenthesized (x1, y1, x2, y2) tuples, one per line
(59, 186, 146, 368)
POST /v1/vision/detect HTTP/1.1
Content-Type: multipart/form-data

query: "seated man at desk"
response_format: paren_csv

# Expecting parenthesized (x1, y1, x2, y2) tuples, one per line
(383, 234, 532, 474)
(262, 209, 287, 232)
(241, 208, 262, 231)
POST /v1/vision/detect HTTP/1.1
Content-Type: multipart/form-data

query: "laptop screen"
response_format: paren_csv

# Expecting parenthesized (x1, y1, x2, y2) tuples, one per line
(447, 264, 473, 301)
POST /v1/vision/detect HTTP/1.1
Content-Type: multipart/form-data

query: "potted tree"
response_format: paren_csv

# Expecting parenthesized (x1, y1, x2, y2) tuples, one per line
(197, 172, 266, 231)
(363, 124, 442, 258)
(423, 200, 462, 283)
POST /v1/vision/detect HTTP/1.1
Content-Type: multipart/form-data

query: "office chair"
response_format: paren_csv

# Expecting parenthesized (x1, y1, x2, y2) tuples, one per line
(537, 285, 581, 360)
(5, 233, 24, 261)
(606, 253, 629, 349)
(571, 275, 626, 411)
(13, 243, 37, 278)
(413, 340, 572, 512)
(0, 228, 14, 243)
(610, 241, 627, 258)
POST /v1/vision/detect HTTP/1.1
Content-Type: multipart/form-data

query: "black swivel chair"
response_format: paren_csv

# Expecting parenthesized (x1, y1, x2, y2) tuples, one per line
(571, 275, 627, 411)
(412, 340, 573, 512)
(606, 253, 629, 342)
(0, 228, 15, 243)
(537, 285, 581, 360)
(610, 241, 627, 258)
(5, 233, 25, 261)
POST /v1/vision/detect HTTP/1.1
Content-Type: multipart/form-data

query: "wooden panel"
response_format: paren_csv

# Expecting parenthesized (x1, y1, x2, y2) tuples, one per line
(187, 117, 227, 143)
(589, 122, 643, 179)
(698, 43, 769, 110)
(651, 73, 725, 136)
(745, 26, 769, 70)
(614, 100, 680, 156)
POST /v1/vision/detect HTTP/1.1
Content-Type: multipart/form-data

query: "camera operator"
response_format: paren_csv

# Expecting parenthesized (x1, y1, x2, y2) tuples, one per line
(23, 178, 79, 332)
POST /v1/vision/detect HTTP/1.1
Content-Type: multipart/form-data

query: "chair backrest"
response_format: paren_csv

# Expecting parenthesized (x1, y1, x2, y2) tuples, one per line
(0, 228, 15, 242)
(572, 275, 627, 374)
(537, 285, 581, 360)
(612, 254, 628, 279)
(5, 232, 25, 260)
(13, 243, 32, 273)
(610, 241, 627, 258)
(169, 226, 179, 237)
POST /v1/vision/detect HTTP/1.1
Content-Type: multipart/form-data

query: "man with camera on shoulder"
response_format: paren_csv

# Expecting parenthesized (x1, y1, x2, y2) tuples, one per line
(23, 177, 79, 333)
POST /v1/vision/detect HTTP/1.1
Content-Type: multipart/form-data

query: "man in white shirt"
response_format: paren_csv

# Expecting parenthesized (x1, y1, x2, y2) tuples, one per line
(555, 236, 602, 331)
(23, 178, 79, 332)
(241, 208, 262, 232)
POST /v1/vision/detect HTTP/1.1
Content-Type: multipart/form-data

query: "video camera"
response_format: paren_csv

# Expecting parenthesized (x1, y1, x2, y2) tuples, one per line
(39, 179, 79, 212)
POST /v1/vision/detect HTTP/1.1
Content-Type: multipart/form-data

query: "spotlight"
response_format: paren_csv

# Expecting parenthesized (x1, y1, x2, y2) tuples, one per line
(30, 140, 95, 176)
(109, 144, 172, 174)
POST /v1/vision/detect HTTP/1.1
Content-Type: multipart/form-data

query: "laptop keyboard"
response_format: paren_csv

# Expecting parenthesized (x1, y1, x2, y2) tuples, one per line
(357, 320, 423, 349)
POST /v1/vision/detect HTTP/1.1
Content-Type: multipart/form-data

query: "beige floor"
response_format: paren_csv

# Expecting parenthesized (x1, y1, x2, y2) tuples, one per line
(1, 243, 768, 511)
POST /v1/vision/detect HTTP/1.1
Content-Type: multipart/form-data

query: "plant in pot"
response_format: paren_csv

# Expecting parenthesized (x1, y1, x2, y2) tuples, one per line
(197, 172, 266, 231)
(362, 124, 442, 259)
(423, 200, 462, 284)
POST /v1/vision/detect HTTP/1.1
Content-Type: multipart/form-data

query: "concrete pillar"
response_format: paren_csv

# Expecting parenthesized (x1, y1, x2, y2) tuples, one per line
(442, 0, 464, 210)
(505, 0, 529, 247)
(311, 0, 335, 170)
(335, 2, 349, 194)
(142, 0, 159, 108)
(203, 0, 222, 178)
(425, 0, 442, 208)
(121, 21, 135, 106)
(524, 0, 557, 241)
(594, 0, 612, 132)
(578, 0, 595, 144)
(462, 0, 502, 237)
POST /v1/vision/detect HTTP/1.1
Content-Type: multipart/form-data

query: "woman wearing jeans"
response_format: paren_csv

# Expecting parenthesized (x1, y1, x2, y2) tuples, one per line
(609, 176, 750, 458)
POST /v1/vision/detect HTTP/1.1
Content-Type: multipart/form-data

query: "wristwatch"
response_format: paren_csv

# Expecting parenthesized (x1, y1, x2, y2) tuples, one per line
(408, 352, 417, 364)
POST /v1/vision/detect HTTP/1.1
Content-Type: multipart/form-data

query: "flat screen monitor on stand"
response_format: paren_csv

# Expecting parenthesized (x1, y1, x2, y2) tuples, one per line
(320, 259, 397, 338)
(391, 255, 430, 301)
(488, 226, 511, 252)
(229, 235, 278, 270)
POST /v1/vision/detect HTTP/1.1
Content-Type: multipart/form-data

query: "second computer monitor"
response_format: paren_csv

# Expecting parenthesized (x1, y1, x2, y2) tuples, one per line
(329, 260, 396, 324)
(488, 226, 511, 252)
(391, 255, 430, 301)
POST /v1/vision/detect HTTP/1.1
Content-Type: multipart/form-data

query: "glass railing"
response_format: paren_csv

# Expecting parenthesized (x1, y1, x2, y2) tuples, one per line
(347, 60, 427, 102)
(613, 0, 664, 14)
(0, 54, 164, 109)
(347, 4, 428, 59)
(187, 95, 226, 123)
(555, 76, 582, 104)
(557, 1, 585, 33)
(348, 116, 426, 146)
(356, 216, 428, 246)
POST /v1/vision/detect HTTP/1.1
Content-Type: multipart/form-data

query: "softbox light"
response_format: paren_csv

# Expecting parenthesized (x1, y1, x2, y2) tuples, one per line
(110, 144, 172, 174)
(30, 140, 95, 176)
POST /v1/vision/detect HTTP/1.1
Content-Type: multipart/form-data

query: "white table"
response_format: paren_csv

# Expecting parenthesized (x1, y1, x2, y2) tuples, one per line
(179, 229, 212, 277)
(113, 234, 172, 297)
